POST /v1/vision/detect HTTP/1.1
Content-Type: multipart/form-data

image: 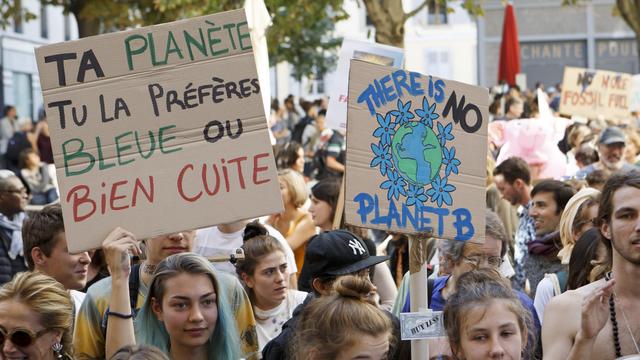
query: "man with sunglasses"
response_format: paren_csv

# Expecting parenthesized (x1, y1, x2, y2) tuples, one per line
(0, 174, 29, 285)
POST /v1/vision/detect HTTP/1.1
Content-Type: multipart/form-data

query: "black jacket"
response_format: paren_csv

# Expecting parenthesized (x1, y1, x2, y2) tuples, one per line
(0, 228, 27, 285)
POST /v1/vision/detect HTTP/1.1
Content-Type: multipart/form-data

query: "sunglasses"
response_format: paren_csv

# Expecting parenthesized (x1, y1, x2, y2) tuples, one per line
(0, 326, 49, 347)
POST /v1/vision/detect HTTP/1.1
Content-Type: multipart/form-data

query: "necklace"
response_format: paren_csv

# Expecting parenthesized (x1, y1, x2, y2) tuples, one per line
(143, 263, 156, 275)
(605, 271, 640, 357)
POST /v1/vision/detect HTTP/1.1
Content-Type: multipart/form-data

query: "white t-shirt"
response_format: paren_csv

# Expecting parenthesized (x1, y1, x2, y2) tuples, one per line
(194, 224, 297, 275)
(254, 290, 307, 351)
(69, 289, 86, 319)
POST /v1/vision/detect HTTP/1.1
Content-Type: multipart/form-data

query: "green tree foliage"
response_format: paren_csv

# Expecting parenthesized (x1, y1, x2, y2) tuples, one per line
(0, 0, 347, 81)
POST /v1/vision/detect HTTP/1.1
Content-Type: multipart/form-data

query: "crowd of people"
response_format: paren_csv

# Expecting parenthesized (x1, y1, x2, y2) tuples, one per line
(0, 85, 639, 360)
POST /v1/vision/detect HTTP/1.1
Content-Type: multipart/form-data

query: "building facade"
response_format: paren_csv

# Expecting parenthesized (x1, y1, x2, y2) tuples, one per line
(272, 0, 479, 102)
(477, 0, 638, 89)
(0, 0, 78, 120)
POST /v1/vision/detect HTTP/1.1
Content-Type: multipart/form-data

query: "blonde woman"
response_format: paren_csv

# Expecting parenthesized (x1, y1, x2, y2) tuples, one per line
(267, 169, 316, 270)
(0, 272, 74, 359)
(556, 187, 600, 265)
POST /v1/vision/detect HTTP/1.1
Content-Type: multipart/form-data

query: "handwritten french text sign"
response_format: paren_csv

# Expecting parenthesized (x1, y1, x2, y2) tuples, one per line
(559, 66, 632, 121)
(35, 9, 283, 252)
(345, 60, 487, 242)
(400, 312, 446, 340)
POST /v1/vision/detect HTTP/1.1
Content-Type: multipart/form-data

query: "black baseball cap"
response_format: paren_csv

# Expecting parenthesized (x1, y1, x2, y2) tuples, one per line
(304, 230, 388, 279)
(598, 126, 626, 145)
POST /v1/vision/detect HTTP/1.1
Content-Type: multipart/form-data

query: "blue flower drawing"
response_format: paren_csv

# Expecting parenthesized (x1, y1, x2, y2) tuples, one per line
(426, 176, 456, 207)
(393, 99, 415, 125)
(381, 171, 407, 201)
(369, 90, 463, 210)
(415, 96, 439, 128)
(406, 184, 428, 206)
(373, 113, 395, 146)
(437, 122, 454, 146)
(442, 146, 461, 176)
(370, 143, 393, 176)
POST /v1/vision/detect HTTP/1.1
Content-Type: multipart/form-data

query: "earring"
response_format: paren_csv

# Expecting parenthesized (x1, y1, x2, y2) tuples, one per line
(52, 342, 63, 359)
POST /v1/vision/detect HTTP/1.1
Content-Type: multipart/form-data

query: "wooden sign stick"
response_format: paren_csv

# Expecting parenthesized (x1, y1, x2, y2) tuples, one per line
(332, 176, 346, 230)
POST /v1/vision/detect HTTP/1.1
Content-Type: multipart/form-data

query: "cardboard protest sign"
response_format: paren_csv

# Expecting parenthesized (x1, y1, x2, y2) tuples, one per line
(345, 60, 488, 242)
(35, 9, 283, 252)
(560, 66, 632, 120)
(325, 38, 404, 130)
(630, 74, 640, 113)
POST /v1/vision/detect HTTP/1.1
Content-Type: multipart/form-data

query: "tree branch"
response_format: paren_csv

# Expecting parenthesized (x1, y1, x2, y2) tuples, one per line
(405, 0, 429, 21)
(616, 0, 640, 34)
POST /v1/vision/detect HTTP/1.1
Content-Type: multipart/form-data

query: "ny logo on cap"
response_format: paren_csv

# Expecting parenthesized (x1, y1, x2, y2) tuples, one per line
(348, 238, 366, 256)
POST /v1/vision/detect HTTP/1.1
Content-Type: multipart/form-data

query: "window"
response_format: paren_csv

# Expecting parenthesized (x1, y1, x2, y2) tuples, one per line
(40, 5, 49, 39)
(13, 72, 33, 120)
(428, 0, 447, 25)
(13, 0, 23, 33)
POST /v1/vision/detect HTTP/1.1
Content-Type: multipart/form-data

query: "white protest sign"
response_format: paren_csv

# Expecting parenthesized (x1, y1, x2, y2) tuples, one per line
(400, 311, 446, 340)
(325, 38, 404, 130)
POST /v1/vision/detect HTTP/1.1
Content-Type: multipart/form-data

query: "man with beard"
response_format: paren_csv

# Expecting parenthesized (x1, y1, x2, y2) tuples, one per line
(493, 156, 535, 290)
(576, 126, 637, 179)
(542, 171, 640, 359)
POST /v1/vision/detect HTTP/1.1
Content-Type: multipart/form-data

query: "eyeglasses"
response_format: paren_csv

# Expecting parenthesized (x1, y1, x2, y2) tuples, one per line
(0, 326, 49, 347)
(462, 255, 503, 268)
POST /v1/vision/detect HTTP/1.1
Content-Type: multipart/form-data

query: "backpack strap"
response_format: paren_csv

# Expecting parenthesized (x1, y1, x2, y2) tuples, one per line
(128, 263, 141, 310)
(427, 277, 435, 308)
(556, 270, 568, 293)
(544, 273, 562, 296)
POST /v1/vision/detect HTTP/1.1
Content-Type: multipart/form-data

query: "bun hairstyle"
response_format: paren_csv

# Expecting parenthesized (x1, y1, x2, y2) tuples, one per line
(242, 220, 270, 242)
(332, 275, 377, 306)
(236, 221, 287, 299)
(290, 275, 393, 360)
(444, 269, 532, 357)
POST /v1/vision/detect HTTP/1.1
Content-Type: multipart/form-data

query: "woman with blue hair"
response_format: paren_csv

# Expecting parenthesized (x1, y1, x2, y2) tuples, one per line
(103, 231, 242, 360)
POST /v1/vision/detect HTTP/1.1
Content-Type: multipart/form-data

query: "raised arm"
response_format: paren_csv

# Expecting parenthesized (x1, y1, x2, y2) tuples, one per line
(542, 280, 615, 360)
(103, 227, 141, 359)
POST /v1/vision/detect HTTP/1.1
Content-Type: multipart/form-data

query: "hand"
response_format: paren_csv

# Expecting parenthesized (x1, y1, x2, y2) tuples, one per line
(578, 279, 616, 341)
(102, 227, 140, 280)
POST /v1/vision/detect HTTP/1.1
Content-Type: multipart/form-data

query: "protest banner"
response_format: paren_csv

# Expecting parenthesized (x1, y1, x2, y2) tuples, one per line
(325, 38, 404, 130)
(35, 9, 283, 252)
(559, 66, 632, 121)
(630, 74, 640, 114)
(345, 60, 488, 243)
